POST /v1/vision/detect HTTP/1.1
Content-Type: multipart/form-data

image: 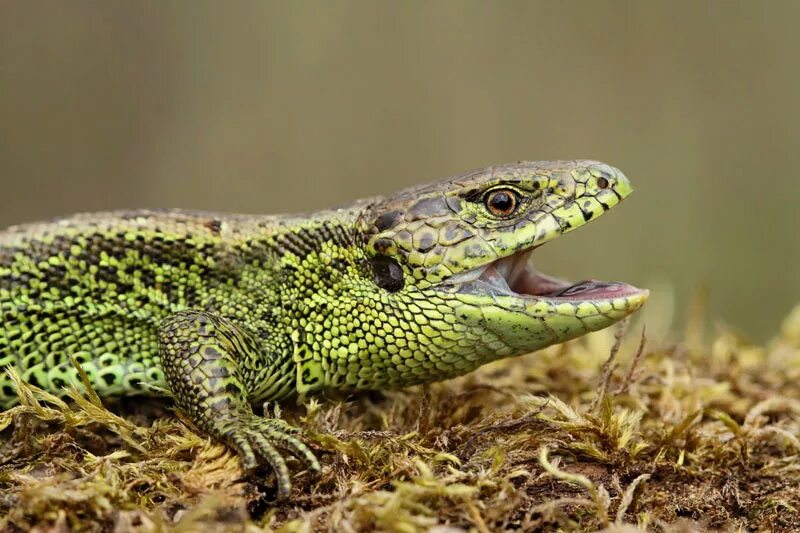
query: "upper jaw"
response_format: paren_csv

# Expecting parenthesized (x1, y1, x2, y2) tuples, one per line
(440, 249, 648, 303)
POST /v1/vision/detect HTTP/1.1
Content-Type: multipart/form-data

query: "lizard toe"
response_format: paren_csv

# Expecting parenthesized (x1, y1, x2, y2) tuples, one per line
(248, 431, 292, 500)
(264, 428, 321, 476)
(223, 415, 319, 500)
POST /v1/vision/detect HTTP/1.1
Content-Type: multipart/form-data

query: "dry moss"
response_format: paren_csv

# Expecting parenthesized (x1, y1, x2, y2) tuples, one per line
(2, 303, 800, 532)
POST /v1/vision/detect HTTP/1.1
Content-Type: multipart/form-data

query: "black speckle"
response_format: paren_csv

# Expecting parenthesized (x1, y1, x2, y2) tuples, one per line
(301, 367, 320, 384)
(370, 255, 405, 293)
(374, 210, 403, 232)
(211, 398, 230, 412)
(445, 195, 464, 213)
(373, 238, 394, 254)
(442, 224, 464, 243)
(208, 366, 230, 378)
(407, 197, 450, 221)
(464, 243, 485, 259)
(205, 219, 223, 234)
(417, 234, 436, 253)
(202, 346, 221, 360)
(224, 383, 241, 396)
(97, 265, 119, 284)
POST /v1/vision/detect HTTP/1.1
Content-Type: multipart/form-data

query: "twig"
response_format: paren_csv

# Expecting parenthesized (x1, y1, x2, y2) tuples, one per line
(590, 317, 629, 413)
(615, 326, 647, 395)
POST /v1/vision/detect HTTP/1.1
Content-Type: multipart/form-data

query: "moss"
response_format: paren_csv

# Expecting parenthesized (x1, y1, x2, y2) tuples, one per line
(2, 304, 800, 531)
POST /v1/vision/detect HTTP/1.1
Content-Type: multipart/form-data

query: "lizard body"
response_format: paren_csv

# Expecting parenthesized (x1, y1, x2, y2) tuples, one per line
(0, 161, 647, 498)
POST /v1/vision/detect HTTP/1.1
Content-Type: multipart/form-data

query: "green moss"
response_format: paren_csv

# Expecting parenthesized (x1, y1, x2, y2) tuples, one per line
(3, 304, 800, 531)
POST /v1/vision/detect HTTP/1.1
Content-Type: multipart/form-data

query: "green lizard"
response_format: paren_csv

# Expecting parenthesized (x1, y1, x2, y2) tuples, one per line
(0, 160, 647, 498)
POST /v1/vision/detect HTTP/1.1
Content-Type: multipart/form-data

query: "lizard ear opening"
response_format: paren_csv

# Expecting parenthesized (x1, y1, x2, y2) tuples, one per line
(370, 255, 405, 292)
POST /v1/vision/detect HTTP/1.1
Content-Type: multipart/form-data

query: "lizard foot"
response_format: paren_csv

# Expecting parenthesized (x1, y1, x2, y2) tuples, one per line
(158, 310, 320, 499)
(217, 415, 321, 500)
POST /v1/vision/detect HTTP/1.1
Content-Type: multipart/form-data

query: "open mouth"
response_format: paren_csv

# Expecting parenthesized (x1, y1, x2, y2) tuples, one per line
(447, 249, 646, 302)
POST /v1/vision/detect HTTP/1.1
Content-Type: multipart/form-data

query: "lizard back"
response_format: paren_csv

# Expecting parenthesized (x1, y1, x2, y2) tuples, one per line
(0, 209, 306, 403)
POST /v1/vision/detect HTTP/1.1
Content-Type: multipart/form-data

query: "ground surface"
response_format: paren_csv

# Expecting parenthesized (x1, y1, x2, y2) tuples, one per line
(2, 302, 800, 532)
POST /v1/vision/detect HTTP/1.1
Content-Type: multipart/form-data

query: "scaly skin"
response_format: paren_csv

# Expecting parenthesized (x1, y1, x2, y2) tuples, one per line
(0, 160, 647, 498)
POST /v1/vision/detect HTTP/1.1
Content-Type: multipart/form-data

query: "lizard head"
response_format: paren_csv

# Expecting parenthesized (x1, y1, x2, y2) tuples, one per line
(356, 160, 648, 363)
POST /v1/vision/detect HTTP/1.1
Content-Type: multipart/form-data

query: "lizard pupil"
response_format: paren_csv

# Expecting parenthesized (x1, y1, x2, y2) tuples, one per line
(485, 189, 518, 217)
(370, 255, 405, 292)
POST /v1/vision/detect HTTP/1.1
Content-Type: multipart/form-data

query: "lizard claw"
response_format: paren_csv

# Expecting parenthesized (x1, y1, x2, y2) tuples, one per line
(219, 415, 320, 500)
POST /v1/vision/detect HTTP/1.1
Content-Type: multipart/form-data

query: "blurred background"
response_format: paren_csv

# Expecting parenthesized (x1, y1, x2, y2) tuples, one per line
(1, 1, 797, 342)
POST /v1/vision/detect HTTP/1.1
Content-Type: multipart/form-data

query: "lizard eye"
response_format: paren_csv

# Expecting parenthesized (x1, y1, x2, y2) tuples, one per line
(484, 188, 519, 218)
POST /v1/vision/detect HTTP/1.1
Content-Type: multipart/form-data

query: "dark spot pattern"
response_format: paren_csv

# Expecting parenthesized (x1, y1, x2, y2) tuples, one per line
(370, 255, 405, 292)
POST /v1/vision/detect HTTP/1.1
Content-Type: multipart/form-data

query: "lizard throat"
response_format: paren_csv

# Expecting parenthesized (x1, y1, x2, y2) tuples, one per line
(443, 249, 647, 302)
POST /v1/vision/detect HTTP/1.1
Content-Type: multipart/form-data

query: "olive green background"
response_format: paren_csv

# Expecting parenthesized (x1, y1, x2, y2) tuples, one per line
(1, 1, 797, 341)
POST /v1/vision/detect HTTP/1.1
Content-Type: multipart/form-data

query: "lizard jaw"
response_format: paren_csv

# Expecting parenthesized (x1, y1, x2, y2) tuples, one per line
(444, 249, 648, 304)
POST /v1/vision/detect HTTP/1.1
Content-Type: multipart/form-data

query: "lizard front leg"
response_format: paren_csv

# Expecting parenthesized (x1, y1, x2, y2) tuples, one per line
(157, 310, 319, 499)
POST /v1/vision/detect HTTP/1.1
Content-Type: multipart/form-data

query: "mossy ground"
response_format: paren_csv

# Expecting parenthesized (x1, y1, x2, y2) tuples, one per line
(3, 302, 800, 532)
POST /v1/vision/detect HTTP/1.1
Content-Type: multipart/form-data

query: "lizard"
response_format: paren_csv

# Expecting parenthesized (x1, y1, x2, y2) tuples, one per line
(0, 160, 648, 499)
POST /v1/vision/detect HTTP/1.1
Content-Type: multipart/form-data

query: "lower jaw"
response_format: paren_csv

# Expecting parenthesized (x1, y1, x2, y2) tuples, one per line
(438, 286, 649, 354)
(429, 248, 649, 351)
